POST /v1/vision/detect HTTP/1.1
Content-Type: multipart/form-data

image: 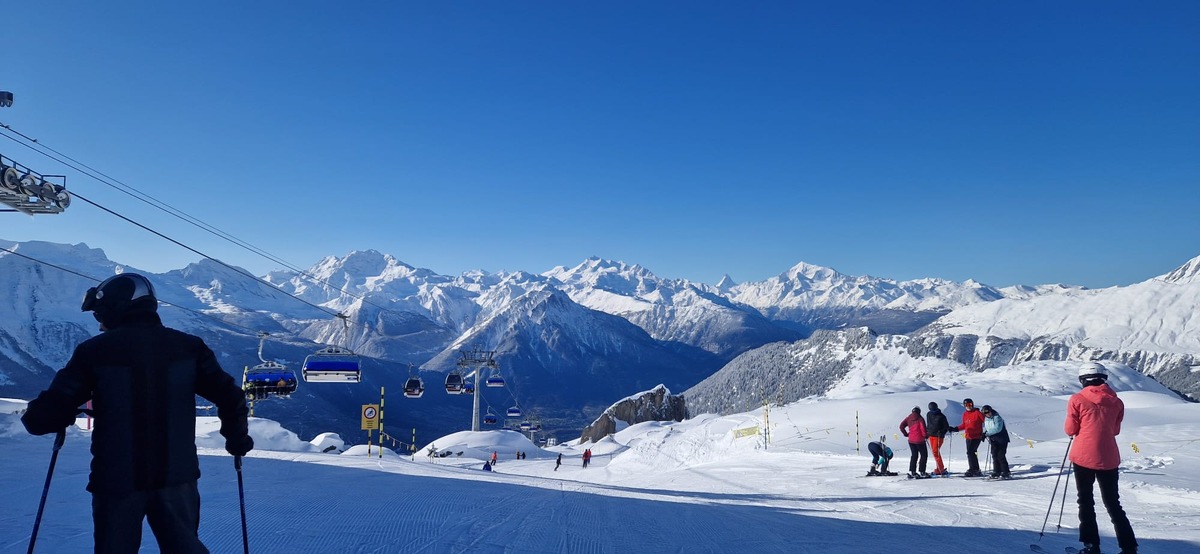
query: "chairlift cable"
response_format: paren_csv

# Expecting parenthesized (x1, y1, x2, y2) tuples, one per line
(0, 125, 442, 354)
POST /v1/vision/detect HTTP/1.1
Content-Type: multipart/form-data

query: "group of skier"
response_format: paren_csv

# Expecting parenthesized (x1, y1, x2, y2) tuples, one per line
(870, 397, 1011, 480)
(866, 362, 1138, 553)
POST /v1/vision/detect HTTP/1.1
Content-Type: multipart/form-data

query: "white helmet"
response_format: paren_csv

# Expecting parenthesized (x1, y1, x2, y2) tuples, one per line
(1078, 362, 1108, 382)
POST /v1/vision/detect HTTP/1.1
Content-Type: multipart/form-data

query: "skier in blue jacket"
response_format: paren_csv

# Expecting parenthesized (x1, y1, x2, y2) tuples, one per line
(866, 437, 897, 476)
(981, 405, 1011, 480)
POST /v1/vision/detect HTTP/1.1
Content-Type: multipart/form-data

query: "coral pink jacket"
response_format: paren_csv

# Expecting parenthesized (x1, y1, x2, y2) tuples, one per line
(900, 413, 927, 444)
(1065, 384, 1125, 470)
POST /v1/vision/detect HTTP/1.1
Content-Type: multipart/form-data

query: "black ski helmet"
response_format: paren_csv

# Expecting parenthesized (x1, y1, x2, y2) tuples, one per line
(82, 272, 158, 324)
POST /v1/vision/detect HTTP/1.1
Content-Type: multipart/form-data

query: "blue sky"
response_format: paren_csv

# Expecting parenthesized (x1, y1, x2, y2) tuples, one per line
(2, 2, 1197, 288)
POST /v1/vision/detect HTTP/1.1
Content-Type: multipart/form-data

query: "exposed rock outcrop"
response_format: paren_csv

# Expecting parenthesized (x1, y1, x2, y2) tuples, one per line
(579, 385, 687, 443)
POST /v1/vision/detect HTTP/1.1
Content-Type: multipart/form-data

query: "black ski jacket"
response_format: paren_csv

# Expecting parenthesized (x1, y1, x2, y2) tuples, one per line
(22, 312, 249, 494)
(925, 408, 950, 439)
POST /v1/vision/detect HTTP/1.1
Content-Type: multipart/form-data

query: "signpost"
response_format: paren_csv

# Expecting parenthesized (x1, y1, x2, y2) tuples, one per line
(362, 404, 379, 456)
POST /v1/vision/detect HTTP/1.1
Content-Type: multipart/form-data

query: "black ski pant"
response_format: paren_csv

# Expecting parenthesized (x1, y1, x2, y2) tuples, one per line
(965, 438, 983, 474)
(1074, 464, 1138, 552)
(92, 480, 209, 554)
(907, 441, 928, 474)
(989, 441, 1010, 477)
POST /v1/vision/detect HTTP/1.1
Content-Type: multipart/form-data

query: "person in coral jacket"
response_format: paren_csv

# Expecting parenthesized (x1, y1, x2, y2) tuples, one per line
(1066, 362, 1138, 554)
(900, 407, 929, 478)
(951, 398, 986, 477)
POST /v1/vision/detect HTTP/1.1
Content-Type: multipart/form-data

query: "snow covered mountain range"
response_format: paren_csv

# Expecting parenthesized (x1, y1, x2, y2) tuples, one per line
(3, 238, 1196, 442)
(685, 256, 1200, 416)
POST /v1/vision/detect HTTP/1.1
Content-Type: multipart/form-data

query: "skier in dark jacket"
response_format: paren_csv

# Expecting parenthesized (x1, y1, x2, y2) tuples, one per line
(981, 404, 1011, 480)
(866, 437, 896, 476)
(22, 273, 252, 553)
(925, 401, 951, 475)
(555, 453, 562, 471)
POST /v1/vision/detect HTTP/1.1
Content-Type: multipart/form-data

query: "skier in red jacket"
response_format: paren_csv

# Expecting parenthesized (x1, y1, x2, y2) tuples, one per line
(1066, 362, 1137, 554)
(951, 398, 986, 477)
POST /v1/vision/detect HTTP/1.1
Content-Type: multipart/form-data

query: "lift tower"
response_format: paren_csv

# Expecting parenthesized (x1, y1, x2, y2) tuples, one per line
(457, 346, 498, 432)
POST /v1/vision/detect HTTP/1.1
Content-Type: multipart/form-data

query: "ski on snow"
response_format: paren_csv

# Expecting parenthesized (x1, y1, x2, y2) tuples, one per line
(1029, 544, 1078, 553)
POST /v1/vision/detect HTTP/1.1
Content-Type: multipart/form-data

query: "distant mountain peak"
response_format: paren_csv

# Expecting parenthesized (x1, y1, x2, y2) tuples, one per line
(784, 261, 842, 281)
(1162, 254, 1200, 284)
(715, 274, 736, 290)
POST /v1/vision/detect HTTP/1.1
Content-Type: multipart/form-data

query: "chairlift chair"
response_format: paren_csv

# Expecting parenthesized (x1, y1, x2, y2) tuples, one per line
(403, 377, 425, 399)
(519, 421, 532, 432)
(463, 381, 475, 395)
(485, 375, 505, 388)
(506, 406, 522, 418)
(301, 346, 361, 383)
(483, 411, 498, 425)
(444, 372, 464, 394)
(243, 362, 298, 400)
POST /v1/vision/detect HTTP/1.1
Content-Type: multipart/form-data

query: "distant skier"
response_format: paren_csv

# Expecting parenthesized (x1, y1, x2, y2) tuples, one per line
(925, 401, 951, 476)
(482, 461, 492, 472)
(555, 453, 562, 471)
(981, 405, 1011, 480)
(582, 448, 592, 468)
(21, 273, 252, 553)
(900, 406, 930, 478)
(491, 451, 498, 466)
(951, 398, 986, 477)
(1066, 362, 1138, 554)
(866, 437, 896, 476)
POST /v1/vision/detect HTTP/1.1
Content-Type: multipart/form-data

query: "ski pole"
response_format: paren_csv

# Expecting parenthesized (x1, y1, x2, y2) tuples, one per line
(985, 442, 992, 475)
(28, 429, 66, 554)
(945, 434, 953, 473)
(1037, 436, 1074, 539)
(1057, 461, 1073, 530)
(235, 456, 249, 554)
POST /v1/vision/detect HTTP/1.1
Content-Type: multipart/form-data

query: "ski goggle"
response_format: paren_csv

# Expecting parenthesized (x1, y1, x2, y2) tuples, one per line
(81, 286, 101, 312)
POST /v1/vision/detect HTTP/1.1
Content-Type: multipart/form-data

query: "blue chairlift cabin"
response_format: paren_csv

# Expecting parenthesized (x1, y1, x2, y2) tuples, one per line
(445, 372, 464, 394)
(463, 380, 475, 395)
(301, 346, 361, 383)
(403, 377, 425, 398)
(483, 411, 498, 425)
(485, 375, 505, 388)
(506, 406, 522, 418)
(243, 361, 298, 401)
(519, 421, 532, 432)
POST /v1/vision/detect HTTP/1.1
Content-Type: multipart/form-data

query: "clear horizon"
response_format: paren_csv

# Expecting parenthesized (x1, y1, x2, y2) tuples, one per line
(2, 2, 1197, 288)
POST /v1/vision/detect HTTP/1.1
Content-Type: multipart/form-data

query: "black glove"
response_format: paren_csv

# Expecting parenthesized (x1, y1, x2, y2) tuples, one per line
(226, 435, 254, 457)
(21, 390, 80, 436)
